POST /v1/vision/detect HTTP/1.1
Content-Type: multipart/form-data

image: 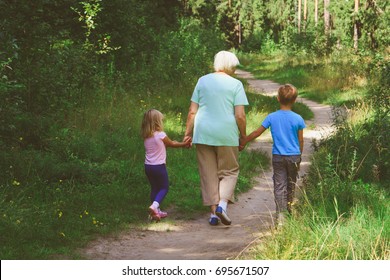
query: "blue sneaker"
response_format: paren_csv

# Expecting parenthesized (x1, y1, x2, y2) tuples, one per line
(209, 217, 219, 226)
(215, 206, 232, 225)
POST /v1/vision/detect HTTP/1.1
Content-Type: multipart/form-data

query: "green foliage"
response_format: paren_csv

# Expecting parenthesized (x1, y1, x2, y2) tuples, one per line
(152, 18, 225, 84)
(188, 0, 390, 55)
(306, 56, 390, 186)
(306, 149, 388, 217)
(72, 0, 103, 46)
(359, 0, 390, 50)
(368, 55, 390, 116)
(317, 114, 390, 185)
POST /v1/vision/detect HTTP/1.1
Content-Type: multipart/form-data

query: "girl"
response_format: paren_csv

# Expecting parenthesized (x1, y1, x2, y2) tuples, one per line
(141, 109, 190, 221)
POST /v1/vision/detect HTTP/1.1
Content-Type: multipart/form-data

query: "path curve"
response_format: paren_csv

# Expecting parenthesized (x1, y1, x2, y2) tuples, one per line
(81, 69, 334, 260)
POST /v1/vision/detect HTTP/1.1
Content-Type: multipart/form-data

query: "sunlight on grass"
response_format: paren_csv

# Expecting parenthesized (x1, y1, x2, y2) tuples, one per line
(246, 110, 268, 133)
(239, 52, 369, 106)
(248, 201, 389, 260)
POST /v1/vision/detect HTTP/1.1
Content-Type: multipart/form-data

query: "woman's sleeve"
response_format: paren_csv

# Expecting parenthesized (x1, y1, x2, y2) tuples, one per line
(234, 81, 249, 105)
(190, 79, 201, 104)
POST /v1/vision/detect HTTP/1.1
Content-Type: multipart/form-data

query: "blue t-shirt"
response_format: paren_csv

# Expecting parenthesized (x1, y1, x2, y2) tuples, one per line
(191, 73, 249, 146)
(262, 110, 306, 155)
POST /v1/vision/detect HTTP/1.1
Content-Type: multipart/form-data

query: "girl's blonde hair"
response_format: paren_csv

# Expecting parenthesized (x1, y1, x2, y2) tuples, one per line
(141, 109, 164, 139)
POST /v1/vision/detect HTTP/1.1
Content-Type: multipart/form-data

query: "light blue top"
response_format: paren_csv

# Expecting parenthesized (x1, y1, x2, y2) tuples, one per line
(262, 110, 306, 155)
(191, 73, 249, 146)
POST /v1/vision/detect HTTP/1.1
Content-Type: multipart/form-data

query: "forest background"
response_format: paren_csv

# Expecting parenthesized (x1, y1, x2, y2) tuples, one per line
(0, 0, 388, 259)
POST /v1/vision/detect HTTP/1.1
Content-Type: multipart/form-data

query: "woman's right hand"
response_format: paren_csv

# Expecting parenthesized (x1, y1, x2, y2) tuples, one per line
(239, 137, 246, 151)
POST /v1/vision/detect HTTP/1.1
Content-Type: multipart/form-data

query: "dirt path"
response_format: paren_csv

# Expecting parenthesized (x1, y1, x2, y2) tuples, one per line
(81, 69, 334, 260)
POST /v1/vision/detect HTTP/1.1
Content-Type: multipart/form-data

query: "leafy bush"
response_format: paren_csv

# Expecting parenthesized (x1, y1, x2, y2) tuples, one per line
(309, 57, 390, 186)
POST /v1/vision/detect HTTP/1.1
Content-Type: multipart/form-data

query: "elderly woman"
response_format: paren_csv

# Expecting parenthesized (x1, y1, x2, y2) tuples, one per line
(184, 51, 248, 226)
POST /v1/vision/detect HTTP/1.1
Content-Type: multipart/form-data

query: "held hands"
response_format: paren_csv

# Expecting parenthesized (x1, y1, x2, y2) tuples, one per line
(239, 127, 265, 151)
(239, 136, 247, 151)
(183, 136, 192, 148)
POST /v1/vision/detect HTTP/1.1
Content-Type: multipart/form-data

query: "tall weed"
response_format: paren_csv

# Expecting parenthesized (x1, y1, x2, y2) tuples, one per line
(252, 202, 389, 260)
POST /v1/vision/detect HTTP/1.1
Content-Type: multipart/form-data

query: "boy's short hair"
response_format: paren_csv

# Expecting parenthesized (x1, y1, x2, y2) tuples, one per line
(278, 84, 298, 105)
(213, 51, 240, 73)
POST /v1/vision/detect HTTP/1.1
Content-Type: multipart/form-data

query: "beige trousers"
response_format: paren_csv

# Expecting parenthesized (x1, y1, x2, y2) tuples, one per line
(195, 144, 239, 206)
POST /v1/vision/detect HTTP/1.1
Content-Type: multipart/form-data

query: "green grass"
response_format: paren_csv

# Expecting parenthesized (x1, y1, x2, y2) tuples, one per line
(251, 201, 389, 260)
(239, 52, 369, 106)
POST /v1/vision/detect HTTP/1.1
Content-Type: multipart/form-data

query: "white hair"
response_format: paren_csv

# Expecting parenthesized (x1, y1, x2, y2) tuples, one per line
(213, 51, 240, 72)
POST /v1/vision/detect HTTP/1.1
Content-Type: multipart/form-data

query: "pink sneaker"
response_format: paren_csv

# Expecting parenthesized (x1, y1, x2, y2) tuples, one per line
(158, 209, 168, 218)
(149, 206, 161, 221)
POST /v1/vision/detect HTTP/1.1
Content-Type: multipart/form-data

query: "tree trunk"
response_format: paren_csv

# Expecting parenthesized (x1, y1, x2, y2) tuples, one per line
(324, 0, 330, 35)
(353, 0, 360, 50)
(304, 0, 307, 32)
(238, 22, 242, 45)
(315, 0, 318, 26)
(365, 0, 384, 49)
(298, 0, 301, 33)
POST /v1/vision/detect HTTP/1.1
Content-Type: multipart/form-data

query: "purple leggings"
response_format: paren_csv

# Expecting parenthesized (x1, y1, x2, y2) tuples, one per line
(144, 164, 169, 204)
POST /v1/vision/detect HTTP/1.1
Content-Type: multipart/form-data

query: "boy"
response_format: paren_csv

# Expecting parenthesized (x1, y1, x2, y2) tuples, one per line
(240, 84, 305, 226)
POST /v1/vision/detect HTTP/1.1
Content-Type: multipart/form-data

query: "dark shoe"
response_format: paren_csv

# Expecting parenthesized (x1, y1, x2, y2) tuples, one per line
(209, 217, 220, 226)
(215, 206, 231, 225)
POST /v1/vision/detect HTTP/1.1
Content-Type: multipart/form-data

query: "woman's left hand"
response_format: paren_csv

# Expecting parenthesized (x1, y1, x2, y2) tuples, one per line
(183, 136, 192, 148)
